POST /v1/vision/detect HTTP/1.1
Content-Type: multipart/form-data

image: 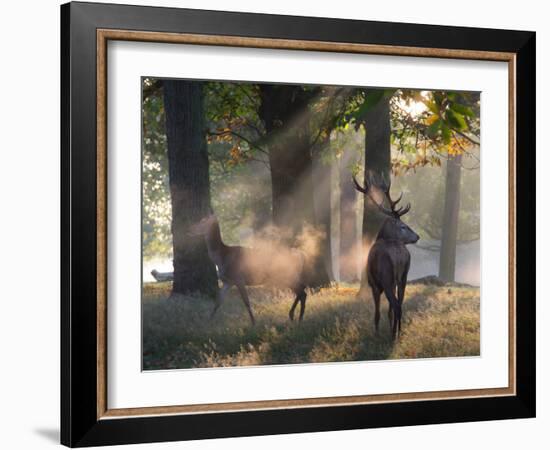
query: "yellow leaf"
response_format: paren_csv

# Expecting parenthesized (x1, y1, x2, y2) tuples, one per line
(425, 114, 439, 125)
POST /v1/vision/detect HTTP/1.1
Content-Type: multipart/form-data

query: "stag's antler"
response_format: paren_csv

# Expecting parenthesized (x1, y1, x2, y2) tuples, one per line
(378, 177, 411, 217)
(352, 173, 394, 216)
(352, 171, 410, 218)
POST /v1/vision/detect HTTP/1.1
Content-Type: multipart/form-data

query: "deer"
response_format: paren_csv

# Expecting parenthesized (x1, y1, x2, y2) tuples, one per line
(353, 173, 419, 339)
(189, 214, 308, 325)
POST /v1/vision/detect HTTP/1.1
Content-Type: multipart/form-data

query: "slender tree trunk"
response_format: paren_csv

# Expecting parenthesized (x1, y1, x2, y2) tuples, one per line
(258, 84, 330, 288)
(439, 153, 463, 282)
(163, 80, 218, 297)
(339, 147, 358, 282)
(359, 94, 392, 295)
(313, 135, 334, 280)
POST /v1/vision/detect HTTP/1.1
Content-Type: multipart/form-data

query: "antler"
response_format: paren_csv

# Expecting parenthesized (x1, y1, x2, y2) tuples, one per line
(395, 202, 411, 217)
(352, 173, 393, 216)
(378, 177, 411, 217)
(352, 171, 411, 218)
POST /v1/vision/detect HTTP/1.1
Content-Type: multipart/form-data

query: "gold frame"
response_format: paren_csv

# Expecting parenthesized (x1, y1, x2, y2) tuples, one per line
(96, 29, 516, 420)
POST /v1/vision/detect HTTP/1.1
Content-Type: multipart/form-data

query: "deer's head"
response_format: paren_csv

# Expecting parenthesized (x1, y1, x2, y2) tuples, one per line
(188, 213, 218, 237)
(353, 173, 419, 245)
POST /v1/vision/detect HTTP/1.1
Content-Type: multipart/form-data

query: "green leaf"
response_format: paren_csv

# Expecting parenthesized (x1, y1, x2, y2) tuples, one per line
(441, 124, 452, 144)
(352, 90, 385, 120)
(446, 109, 467, 131)
(426, 99, 439, 114)
(427, 119, 441, 137)
(446, 92, 458, 101)
(451, 102, 475, 118)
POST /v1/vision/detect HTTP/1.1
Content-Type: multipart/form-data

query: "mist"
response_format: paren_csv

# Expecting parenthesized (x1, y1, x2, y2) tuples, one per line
(142, 148, 481, 287)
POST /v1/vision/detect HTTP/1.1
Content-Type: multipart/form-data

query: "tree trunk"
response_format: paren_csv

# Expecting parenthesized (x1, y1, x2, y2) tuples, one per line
(258, 84, 330, 288)
(312, 135, 334, 281)
(267, 126, 315, 232)
(439, 153, 463, 282)
(163, 80, 218, 297)
(339, 147, 358, 282)
(359, 94, 392, 294)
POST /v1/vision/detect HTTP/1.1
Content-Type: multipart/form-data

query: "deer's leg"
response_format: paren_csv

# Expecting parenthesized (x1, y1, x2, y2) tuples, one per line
(371, 285, 381, 334)
(397, 279, 407, 335)
(386, 287, 394, 328)
(289, 285, 307, 322)
(236, 282, 255, 325)
(289, 294, 300, 321)
(210, 283, 230, 320)
(383, 285, 401, 340)
(298, 290, 307, 322)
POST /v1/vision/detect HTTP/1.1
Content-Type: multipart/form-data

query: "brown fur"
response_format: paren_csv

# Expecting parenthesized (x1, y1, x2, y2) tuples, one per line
(190, 215, 308, 324)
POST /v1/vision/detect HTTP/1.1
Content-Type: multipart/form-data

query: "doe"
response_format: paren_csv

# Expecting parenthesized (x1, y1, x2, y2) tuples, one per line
(190, 214, 308, 324)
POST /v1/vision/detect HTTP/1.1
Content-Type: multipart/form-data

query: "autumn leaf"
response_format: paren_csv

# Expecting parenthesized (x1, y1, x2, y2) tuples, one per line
(425, 114, 439, 126)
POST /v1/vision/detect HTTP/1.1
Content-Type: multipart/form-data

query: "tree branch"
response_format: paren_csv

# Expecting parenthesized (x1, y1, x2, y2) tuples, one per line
(452, 128, 480, 146)
(207, 130, 269, 155)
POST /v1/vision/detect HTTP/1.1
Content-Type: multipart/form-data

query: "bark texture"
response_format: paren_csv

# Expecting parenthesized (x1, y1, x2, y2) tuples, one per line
(439, 153, 463, 282)
(339, 147, 359, 282)
(258, 84, 330, 288)
(359, 95, 392, 294)
(312, 135, 334, 280)
(163, 80, 218, 297)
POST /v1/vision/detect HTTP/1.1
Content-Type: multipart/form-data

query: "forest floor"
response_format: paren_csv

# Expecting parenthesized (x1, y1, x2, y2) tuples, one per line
(142, 282, 480, 370)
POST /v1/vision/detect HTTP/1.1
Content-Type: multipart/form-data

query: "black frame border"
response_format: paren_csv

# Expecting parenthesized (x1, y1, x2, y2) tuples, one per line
(61, 1, 535, 447)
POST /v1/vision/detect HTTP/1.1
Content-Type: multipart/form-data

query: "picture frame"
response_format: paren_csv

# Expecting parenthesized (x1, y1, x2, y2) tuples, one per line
(60, 1, 535, 447)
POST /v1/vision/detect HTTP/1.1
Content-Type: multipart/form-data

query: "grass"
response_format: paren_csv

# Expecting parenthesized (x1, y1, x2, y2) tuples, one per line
(142, 282, 480, 370)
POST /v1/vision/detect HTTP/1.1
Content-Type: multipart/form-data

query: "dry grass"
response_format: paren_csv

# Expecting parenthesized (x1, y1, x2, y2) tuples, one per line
(142, 282, 480, 370)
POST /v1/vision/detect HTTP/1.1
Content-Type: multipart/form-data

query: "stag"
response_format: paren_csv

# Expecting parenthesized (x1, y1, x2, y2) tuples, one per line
(190, 215, 308, 324)
(353, 173, 419, 339)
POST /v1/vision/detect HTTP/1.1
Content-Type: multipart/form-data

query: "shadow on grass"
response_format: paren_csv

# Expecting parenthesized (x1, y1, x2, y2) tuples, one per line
(142, 283, 479, 370)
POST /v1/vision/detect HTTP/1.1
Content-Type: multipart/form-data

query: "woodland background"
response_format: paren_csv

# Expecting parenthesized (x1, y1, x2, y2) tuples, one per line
(142, 80, 482, 369)
(143, 80, 481, 291)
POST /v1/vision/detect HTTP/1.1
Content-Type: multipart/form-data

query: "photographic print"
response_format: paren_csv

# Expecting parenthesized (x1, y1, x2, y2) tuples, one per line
(141, 79, 481, 370)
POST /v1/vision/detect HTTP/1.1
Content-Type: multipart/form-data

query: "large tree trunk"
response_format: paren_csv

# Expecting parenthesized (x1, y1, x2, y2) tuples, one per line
(312, 135, 334, 281)
(258, 84, 330, 288)
(163, 80, 218, 297)
(359, 94, 392, 295)
(259, 85, 311, 231)
(439, 153, 463, 282)
(339, 147, 358, 282)
(267, 125, 315, 232)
